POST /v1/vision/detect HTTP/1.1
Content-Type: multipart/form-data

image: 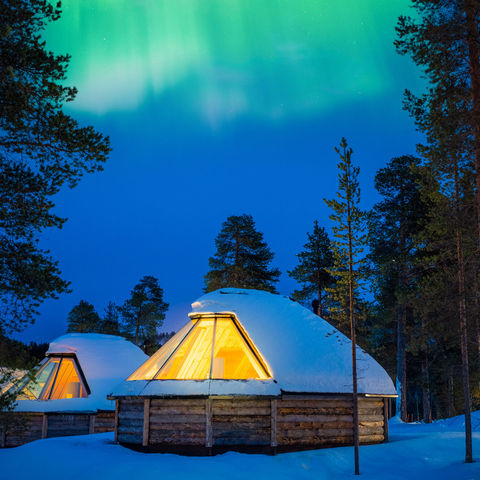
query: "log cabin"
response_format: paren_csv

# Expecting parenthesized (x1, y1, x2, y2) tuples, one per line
(110, 288, 396, 454)
(1, 333, 148, 447)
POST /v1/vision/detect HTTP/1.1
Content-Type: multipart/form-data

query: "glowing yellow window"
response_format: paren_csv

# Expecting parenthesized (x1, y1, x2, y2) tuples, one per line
(212, 318, 269, 379)
(17, 356, 89, 400)
(156, 318, 214, 380)
(127, 314, 271, 381)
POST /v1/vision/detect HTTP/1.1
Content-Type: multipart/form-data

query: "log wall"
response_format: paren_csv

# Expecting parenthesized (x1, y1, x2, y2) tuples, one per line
(116, 394, 388, 453)
(117, 398, 144, 445)
(1, 410, 116, 448)
(148, 399, 206, 446)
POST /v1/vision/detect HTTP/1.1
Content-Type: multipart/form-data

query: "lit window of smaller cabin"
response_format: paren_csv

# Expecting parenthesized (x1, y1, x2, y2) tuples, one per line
(17, 356, 88, 400)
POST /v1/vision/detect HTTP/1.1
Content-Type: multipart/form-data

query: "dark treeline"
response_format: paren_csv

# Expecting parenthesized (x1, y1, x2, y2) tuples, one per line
(66, 275, 169, 355)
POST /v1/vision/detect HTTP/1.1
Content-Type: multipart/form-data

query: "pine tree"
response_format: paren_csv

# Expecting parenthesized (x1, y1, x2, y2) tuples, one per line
(324, 138, 368, 476)
(66, 300, 102, 333)
(0, 1, 110, 333)
(369, 155, 427, 421)
(120, 276, 168, 349)
(101, 301, 121, 336)
(288, 221, 334, 316)
(204, 214, 280, 293)
(396, 3, 479, 461)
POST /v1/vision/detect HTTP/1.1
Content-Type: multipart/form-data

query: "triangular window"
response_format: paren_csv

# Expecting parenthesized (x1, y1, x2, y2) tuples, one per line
(17, 355, 89, 400)
(128, 314, 271, 381)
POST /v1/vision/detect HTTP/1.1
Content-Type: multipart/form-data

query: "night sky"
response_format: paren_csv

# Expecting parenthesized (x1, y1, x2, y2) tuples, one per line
(18, 0, 423, 343)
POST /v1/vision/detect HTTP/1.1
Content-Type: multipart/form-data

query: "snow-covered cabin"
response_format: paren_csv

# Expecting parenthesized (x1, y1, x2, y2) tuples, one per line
(111, 289, 396, 453)
(3, 333, 148, 447)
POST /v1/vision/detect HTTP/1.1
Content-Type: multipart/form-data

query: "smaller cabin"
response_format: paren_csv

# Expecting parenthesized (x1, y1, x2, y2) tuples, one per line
(2, 333, 147, 447)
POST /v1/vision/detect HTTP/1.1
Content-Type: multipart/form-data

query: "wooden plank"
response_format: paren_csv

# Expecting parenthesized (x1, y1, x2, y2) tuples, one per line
(278, 399, 352, 408)
(41, 414, 48, 439)
(149, 406, 206, 415)
(149, 414, 206, 424)
(150, 399, 204, 408)
(359, 434, 384, 443)
(149, 423, 206, 432)
(206, 398, 212, 448)
(213, 415, 271, 425)
(211, 407, 271, 416)
(212, 399, 271, 409)
(384, 398, 389, 442)
(143, 398, 150, 447)
(277, 435, 353, 446)
(278, 414, 353, 423)
(271, 399, 277, 448)
(89, 415, 95, 434)
(277, 421, 353, 430)
(278, 407, 352, 415)
(114, 400, 119, 442)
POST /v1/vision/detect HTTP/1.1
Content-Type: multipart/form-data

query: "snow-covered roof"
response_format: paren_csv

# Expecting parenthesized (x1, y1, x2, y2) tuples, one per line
(112, 289, 396, 397)
(15, 333, 148, 412)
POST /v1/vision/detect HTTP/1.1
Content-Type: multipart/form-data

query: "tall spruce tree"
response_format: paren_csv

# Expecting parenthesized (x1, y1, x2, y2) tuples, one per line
(120, 276, 168, 350)
(204, 214, 280, 293)
(396, 2, 479, 461)
(324, 138, 368, 476)
(369, 155, 426, 421)
(288, 221, 334, 316)
(0, 1, 110, 333)
(66, 300, 101, 333)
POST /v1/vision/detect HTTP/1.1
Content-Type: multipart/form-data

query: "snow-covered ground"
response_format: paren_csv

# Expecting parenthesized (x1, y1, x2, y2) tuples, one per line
(2, 414, 480, 480)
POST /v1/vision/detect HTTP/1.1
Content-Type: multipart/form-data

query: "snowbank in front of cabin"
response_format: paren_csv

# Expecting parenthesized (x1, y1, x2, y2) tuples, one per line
(15, 334, 148, 412)
(2, 412, 480, 480)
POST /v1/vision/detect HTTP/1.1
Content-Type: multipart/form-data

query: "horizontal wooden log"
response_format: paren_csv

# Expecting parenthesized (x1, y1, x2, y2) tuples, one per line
(358, 427, 385, 436)
(117, 433, 142, 444)
(359, 420, 383, 428)
(213, 425, 271, 435)
(277, 421, 353, 430)
(359, 434, 384, 443)
(277, 435, 353, 446)
(149, 431, 205, 445)
(119, 409, 144, 417)
(278, 399, 352, 408)
(278, 407, 352, 415)
(211, 407, 271, 416)
(214, 437, 271, 446)
(149, 414, 205, 424)
(212, 400, 271, 408)
(357, 415, 384, 422)
(358, 399, 384, 407)
(151, 399, 204, 408)
(279, 428, 354, 439)
(149, 406, 206, 415)
(149, 422, 206, 432)
(212, 415, 271, 425)
(278, 414, 353, 423)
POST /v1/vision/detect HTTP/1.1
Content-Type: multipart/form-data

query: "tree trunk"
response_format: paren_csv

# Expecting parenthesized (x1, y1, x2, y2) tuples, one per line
(135, 312, 140, 346)
(396, 305, 408, 421)
(421, 354, 432, 423)
(447, 369, 455, 418)
(347, 180, 359, 475)
(464, 0, 480, 245)
(454, 162, 473, 463)
(396, 178, 408, 422)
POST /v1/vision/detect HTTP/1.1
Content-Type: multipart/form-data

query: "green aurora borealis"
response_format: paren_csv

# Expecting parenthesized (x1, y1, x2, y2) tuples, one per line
(46, 0, 415, 126)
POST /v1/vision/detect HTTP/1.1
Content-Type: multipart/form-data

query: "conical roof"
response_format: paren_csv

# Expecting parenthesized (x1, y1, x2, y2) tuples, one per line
(113, 289, 396, 397)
